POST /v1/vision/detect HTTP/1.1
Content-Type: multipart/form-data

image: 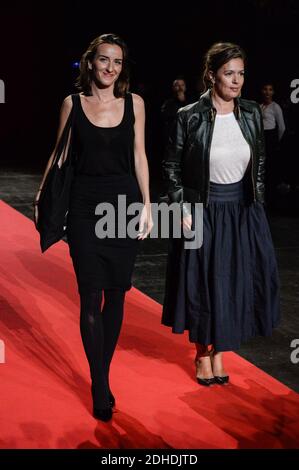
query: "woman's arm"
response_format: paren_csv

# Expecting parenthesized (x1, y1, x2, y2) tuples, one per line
(34, 95, 73, 203)
(162, 110, 185, 204)
(132, 93, 153, 238)
(274, 102, 286, 141)
(162, 108, 192, 229)
(132, 93, 150, 203)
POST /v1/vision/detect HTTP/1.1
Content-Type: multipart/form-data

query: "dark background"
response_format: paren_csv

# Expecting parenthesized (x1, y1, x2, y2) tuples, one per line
(0, 0, 298, 395)
(0, 0, 299, 178)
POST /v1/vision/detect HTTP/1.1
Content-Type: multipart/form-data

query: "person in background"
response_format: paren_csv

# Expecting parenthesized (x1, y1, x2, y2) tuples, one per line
(160, 77, 189, 201)
(260, 82, 286, 208)
(161, 77, 188, 146)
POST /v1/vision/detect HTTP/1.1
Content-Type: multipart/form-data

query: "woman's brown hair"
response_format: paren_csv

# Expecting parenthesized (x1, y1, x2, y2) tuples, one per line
(202, 42, 246, 92)
(76, 33, 129, 97)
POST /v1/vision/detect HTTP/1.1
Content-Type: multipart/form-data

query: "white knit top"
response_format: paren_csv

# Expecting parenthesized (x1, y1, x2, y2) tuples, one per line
(209, 112, 251, 184)
(260, 101, 286, 140)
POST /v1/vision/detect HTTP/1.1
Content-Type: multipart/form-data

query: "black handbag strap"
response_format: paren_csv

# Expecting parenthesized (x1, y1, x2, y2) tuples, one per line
(68, 93, 80, 165)
(70, 93, 80, 119)
(49, 94, 80, 169)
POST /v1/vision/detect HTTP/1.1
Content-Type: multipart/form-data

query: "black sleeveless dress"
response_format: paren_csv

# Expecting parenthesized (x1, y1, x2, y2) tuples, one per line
(66, 93, 141, 294)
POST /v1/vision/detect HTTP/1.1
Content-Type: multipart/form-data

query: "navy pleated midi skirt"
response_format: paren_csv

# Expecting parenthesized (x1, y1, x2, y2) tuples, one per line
(162, 180, 281, 351)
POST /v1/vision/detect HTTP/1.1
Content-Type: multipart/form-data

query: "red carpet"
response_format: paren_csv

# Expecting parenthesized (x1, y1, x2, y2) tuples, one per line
(0, 199, 298, 449)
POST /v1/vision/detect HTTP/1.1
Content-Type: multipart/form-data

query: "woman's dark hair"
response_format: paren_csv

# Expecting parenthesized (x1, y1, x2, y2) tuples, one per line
(75, 33, 129, 96)
(261, 82, 274, 89)
(202, 42, 246, 92)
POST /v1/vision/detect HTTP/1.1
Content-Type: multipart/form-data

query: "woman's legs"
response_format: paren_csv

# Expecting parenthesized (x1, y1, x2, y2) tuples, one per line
(79, 290, 109, 408)
(195, 343, 214, 383)
(79, 288, 126, 409)
(102, 289, 126, 395)
(210, 350, 228, 378)
(195, 343, 229, 385)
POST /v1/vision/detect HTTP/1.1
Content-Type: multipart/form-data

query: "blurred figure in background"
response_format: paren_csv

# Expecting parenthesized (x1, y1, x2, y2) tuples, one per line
(260, 82, 286, 209)
(161, 77, 189, 147)
(160, 77, 189, 201)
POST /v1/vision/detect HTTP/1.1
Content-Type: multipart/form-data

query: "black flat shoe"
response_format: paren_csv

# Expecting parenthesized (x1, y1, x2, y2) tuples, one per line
(93, 406, 112, 422)
(214, 375, 229, 385)
(197, 377, 216, 386)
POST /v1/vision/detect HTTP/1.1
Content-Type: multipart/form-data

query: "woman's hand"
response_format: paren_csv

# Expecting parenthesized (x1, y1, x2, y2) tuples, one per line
(182, 214, 192, 231)
(33, 189, 41, 227)
(33, 204, 39, 228)
(138, 203, 154, 240)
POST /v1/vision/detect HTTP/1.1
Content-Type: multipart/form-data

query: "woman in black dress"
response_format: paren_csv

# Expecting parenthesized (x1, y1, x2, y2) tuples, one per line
(162, 42, 280, 387)
(34, 34, 153, 421)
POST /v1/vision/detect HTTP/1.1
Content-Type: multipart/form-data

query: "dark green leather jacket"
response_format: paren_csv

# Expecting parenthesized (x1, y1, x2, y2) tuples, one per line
(162, 89, 266, 208)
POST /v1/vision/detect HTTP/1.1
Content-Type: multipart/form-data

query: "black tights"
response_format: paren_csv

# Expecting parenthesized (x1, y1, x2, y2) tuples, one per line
(79, 289, 125, 408)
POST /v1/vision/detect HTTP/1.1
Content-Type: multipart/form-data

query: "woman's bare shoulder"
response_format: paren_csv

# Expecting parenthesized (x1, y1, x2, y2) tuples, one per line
(131, 93, 145, 117)
(131, 93, 144, 107)
(61, 94, 74, 110)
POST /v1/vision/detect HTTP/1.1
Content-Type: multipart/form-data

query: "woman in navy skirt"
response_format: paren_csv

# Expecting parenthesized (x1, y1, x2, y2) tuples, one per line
(162, 42, 280, 386)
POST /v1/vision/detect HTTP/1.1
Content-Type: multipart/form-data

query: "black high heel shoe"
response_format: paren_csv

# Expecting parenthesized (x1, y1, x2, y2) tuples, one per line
(195, 356, 215, 387)
(91, 384, 115, 415)
(210, 351, 229, 385)
(93, 406, 112, 422)
(197, 377, 216, 386)
(214, 375, 229, 385)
